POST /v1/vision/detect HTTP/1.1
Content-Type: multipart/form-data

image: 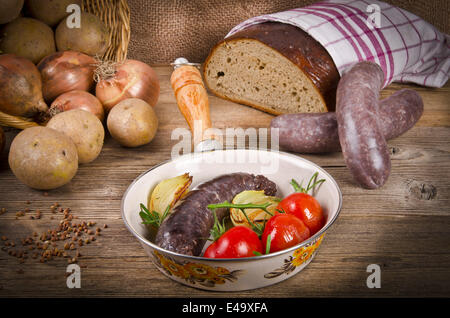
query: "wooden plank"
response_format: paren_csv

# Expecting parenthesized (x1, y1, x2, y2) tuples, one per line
(380, 83, 450, 127)
(0, 215, 448, 297)
(0, 161, 448, 214)
(1, 126, 449, 172)
(1, 128, 448, 218)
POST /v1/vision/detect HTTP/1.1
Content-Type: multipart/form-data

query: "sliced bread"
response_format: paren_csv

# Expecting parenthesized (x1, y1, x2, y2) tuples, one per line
(203, 22, 340, 115)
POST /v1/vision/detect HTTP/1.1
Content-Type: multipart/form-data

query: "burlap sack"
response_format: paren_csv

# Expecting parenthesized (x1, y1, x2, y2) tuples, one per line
(127, 0, 449, 64)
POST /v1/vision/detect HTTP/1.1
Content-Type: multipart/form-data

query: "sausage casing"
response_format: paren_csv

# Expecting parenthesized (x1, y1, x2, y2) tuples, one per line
(336, 61, 389, 189)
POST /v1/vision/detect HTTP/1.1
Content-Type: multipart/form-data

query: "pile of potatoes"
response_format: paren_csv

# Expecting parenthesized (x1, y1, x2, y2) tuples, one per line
(0, 1, 160, 191)
(0, 0, 108, 64)
(7, 98, 159, 190)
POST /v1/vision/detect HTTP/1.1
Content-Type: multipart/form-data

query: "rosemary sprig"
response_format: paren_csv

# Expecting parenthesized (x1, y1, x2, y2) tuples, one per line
(207, 201, 273, 212)
(290, 171, 325, 194)
(239, 207, 267, 236)
(207, 201, 273, 237)
(139, 203, 170, 228)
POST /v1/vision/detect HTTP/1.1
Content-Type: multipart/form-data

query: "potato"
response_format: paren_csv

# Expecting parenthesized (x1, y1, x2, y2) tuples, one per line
(8, 126, 78, 190)
(26, 0, 81, 27)
(47, 109, 104, 164)
(0, 0, 24, 24)
(0, 17, 56, 64)
(55, 12, 108, 56)
(107, 98, 159, 147)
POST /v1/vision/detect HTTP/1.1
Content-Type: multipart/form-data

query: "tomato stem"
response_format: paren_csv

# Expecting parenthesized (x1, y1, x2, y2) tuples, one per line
(306, 172, 326, 193)
(209, 211, 227, 242)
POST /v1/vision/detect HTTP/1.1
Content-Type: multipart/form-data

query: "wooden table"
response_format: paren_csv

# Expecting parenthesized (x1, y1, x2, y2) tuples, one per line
(0, 66, 449, 298)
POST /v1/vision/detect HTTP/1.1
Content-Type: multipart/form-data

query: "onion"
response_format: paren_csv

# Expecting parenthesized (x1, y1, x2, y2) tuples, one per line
(148, 173, 192, 217)
(37, 51, 97, 103)
(49, 90, 105, 122)
(95, 59, 160, 112)
(230, 190, 280, 229)
(0, 54, 48, 117)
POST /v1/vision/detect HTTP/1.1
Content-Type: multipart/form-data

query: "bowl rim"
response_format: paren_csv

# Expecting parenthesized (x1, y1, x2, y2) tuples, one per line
(121, 149, 343, 262)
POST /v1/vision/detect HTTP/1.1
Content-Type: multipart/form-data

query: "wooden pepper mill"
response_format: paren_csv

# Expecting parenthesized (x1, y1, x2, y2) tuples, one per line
(170, 57, 220, 152)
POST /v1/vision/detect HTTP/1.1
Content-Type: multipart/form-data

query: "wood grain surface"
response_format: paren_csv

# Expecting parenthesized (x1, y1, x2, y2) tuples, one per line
(0, 66, 449, 298)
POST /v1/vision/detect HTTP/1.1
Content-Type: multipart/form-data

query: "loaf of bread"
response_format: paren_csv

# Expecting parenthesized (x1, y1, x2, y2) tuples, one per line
(203, 22, 340, 115)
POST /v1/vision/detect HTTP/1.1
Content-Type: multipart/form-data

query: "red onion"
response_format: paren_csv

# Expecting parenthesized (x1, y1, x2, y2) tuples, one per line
(95, 59, 160, 112)
(38, 51, 97, 103)
(49, 90, 105, 122)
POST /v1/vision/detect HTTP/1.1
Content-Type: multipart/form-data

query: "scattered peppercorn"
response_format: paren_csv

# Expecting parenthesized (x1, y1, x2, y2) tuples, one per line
(15, 211, 25, 217)
(0, 202, 108, 269)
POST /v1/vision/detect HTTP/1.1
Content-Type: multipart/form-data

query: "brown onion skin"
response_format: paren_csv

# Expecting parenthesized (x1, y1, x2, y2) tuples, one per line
(49, 90, 105, 122)
(38, 51, 97, 103)
(95, 60, 160, 112)
(0, 54, 48, 117)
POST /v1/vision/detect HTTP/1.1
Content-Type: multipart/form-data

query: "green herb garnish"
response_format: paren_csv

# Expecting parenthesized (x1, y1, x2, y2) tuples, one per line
(208, 201, 273, 236)
(290, 171, 325, 194)
(139, 204, 170, 228)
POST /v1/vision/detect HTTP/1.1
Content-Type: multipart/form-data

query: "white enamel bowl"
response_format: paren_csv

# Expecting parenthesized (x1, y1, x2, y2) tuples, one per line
(122, 149, 342, 291)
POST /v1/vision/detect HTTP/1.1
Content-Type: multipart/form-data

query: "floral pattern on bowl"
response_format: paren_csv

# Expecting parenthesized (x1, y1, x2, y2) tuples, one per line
(152, 250, 243, 288)
(264, 234, 324, 279)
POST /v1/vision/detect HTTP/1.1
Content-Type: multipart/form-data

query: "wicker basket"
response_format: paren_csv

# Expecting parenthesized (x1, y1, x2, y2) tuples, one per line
(0, 0, 131, 130)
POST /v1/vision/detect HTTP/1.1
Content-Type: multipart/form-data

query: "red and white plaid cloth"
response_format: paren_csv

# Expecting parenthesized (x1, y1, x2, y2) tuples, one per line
(227, 0, 449, 88)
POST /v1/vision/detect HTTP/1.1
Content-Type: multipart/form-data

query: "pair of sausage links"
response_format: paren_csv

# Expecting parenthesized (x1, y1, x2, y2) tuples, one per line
(336, 61, 389, 189)
(155, 172, 277, 256)
(271, 89, 423, 153)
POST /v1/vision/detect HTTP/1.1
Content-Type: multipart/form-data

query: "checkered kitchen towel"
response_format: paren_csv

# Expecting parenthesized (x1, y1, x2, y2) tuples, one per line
(227, 0, 450, 88)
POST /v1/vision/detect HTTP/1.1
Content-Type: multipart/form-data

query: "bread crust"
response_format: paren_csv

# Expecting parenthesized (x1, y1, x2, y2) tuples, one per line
(204, 22, 340, 112)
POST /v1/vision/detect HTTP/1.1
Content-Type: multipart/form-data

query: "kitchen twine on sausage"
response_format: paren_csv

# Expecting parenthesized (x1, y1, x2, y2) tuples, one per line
(226, 0, 449, 88)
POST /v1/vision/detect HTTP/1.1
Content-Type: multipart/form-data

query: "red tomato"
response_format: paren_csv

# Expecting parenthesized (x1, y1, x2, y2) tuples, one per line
(204, 226, 263, 258)
(261, 214, 310, 253)
(277, 193, 324, 235)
